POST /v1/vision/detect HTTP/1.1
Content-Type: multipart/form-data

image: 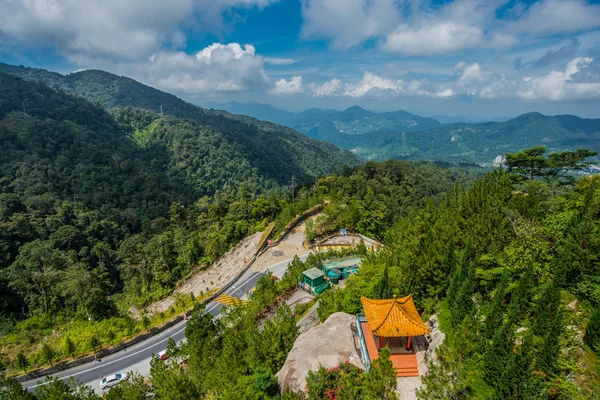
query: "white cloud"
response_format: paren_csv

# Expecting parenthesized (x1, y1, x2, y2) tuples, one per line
(0, 0, 278, 61)
(382, 0, 514, 55)
(113, 42, 268, 96)
(264, 57, 298, 65)
(310, 78, 343, 96)
(271, 76, 304, 94)
(479, 57, 600, 101)
(344, 72, 403, 97)
(518, 57, 600, 100)
(510, 0, 600, 36)
(383, 22, 485, 55)
(455, 62, 489, 86)
(300, 0, 401, 48)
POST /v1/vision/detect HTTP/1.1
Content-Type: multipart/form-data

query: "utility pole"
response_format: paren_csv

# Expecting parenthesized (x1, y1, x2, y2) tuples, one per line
(160, 105, 164, 117)
(291, 176, 296, 203)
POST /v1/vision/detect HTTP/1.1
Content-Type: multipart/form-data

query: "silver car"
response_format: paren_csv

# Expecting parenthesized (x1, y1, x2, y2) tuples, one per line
(100, 373, 124, 390)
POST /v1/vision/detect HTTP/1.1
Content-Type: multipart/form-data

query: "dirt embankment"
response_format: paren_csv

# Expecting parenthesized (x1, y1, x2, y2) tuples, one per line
(147, 232, 262, 315)
(251, 216, 314, 272)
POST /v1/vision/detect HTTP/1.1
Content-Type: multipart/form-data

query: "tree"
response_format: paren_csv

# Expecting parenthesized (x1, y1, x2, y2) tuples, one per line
(505, 335, 545, 400)
(16, 351, 28, 373)
(104, 373, 149, 400)
(34, 377, 100, 399)
(141, 314, 151, 331)
(485, 272, 509, 339)
(363, 347, 398, 400)
(506, 146, 550, 180)
(532, 281, 561, 336)
(483, 322, 512, 397)
(585, 303, 600, 355)
(417, 342, 469, 400)
(0, 377, 36, 400)
(506, 146, 597, 180)
(64, 337, 75, 359)
(536, 307, 563, 374)
(150, 357, 200, 400)
(88, 336, 100, 354)
(166, 337, 179, 363)
(40, 344, 55, 367)
(371, 264, 392, 300)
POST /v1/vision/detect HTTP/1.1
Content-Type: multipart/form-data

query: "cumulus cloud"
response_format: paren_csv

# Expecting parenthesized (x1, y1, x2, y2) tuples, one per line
(510, 0, 600, 36)
(518, 57, 600, 100)
(271, 76, 304, 94)
(112, 42, 269, 96)
(480, 57, 600, 101)
(455, 62, 492, 87)
(308, 72, 456, 99)
(0, 0, 278, 61)
(310, 78, 343, 96)
(382, 0, 513, 55)
(307, 58, 600, 102)
(300, 0, 401, 48)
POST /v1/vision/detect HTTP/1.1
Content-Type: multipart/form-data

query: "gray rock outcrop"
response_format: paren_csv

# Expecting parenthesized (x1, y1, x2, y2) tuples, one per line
(276, 312, 364, 393)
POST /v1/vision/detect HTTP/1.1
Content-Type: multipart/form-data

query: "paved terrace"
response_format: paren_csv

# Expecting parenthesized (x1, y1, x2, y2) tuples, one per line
(359, 322, 419, 377)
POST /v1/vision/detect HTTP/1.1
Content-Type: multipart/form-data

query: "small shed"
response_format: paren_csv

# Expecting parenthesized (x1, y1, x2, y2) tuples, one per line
(300, 267, 330, 294)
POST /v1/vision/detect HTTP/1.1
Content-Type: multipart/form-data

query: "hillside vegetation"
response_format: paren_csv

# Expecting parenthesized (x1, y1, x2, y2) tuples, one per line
(0, 70, 357, 368)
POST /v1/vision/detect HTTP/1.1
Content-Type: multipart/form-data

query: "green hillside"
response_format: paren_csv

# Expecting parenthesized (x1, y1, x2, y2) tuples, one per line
(0, 71, 356, 330)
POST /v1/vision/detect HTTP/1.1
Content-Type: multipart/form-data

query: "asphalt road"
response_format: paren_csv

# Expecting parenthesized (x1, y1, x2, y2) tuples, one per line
(23, 254, 309, 394)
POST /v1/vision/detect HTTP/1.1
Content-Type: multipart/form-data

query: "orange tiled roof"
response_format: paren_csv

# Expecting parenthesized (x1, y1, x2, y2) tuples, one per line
(361, 295, 431, 337)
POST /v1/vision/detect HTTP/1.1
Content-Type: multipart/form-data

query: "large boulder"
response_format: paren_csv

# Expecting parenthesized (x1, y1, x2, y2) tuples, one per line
(276, 312, 364, 393)
(416, 314, 445, 375)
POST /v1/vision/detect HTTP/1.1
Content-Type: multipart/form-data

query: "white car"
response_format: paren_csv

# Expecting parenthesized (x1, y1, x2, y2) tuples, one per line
(100, 373, 124, 390)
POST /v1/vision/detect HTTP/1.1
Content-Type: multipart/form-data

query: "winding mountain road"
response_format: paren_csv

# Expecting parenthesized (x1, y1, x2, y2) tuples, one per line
(22, 255, 309, 394)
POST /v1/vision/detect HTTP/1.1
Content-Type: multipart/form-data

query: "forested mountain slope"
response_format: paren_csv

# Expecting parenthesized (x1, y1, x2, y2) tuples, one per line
(0, 64, 357, 185)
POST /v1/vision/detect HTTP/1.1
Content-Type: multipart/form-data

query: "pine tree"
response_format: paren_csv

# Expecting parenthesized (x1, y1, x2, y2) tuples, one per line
(536, 307, 563, 374)
(417, 342, 469, 400)
(505, 335, 545, 399)
(532, 280, 560, 334)
(40, 344, 55, 367)
(507, 268, 533, 326)
(586, 303, 600, 355)
(485, 272, 509, 339)
(484, 322, 512, 397)
(363, 347, 398, 400)
(372, 264, 392, 300)
(64, 337, 75, 359)
(447, 242, 471, 311)
(16, 351, 28, 373)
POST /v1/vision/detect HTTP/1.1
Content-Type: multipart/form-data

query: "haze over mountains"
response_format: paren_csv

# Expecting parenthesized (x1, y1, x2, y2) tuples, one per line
(207, 100, 600, 164)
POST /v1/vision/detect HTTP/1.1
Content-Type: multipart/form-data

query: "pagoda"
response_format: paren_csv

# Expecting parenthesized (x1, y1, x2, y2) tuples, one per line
(357, 294, 431, 377)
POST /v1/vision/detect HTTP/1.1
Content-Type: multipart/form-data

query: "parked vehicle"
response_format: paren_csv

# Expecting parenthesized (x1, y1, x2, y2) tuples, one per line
(155, 350, 169, 361)
(100, 373, 124, 390)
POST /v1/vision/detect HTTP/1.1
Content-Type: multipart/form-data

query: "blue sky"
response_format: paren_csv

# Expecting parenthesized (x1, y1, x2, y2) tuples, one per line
(1, 0, 600, 118)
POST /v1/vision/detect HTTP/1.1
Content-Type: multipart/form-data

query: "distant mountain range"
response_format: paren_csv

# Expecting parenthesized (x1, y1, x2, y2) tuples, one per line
(205, 101, 442, 140)
(206, 101, 600, 164)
